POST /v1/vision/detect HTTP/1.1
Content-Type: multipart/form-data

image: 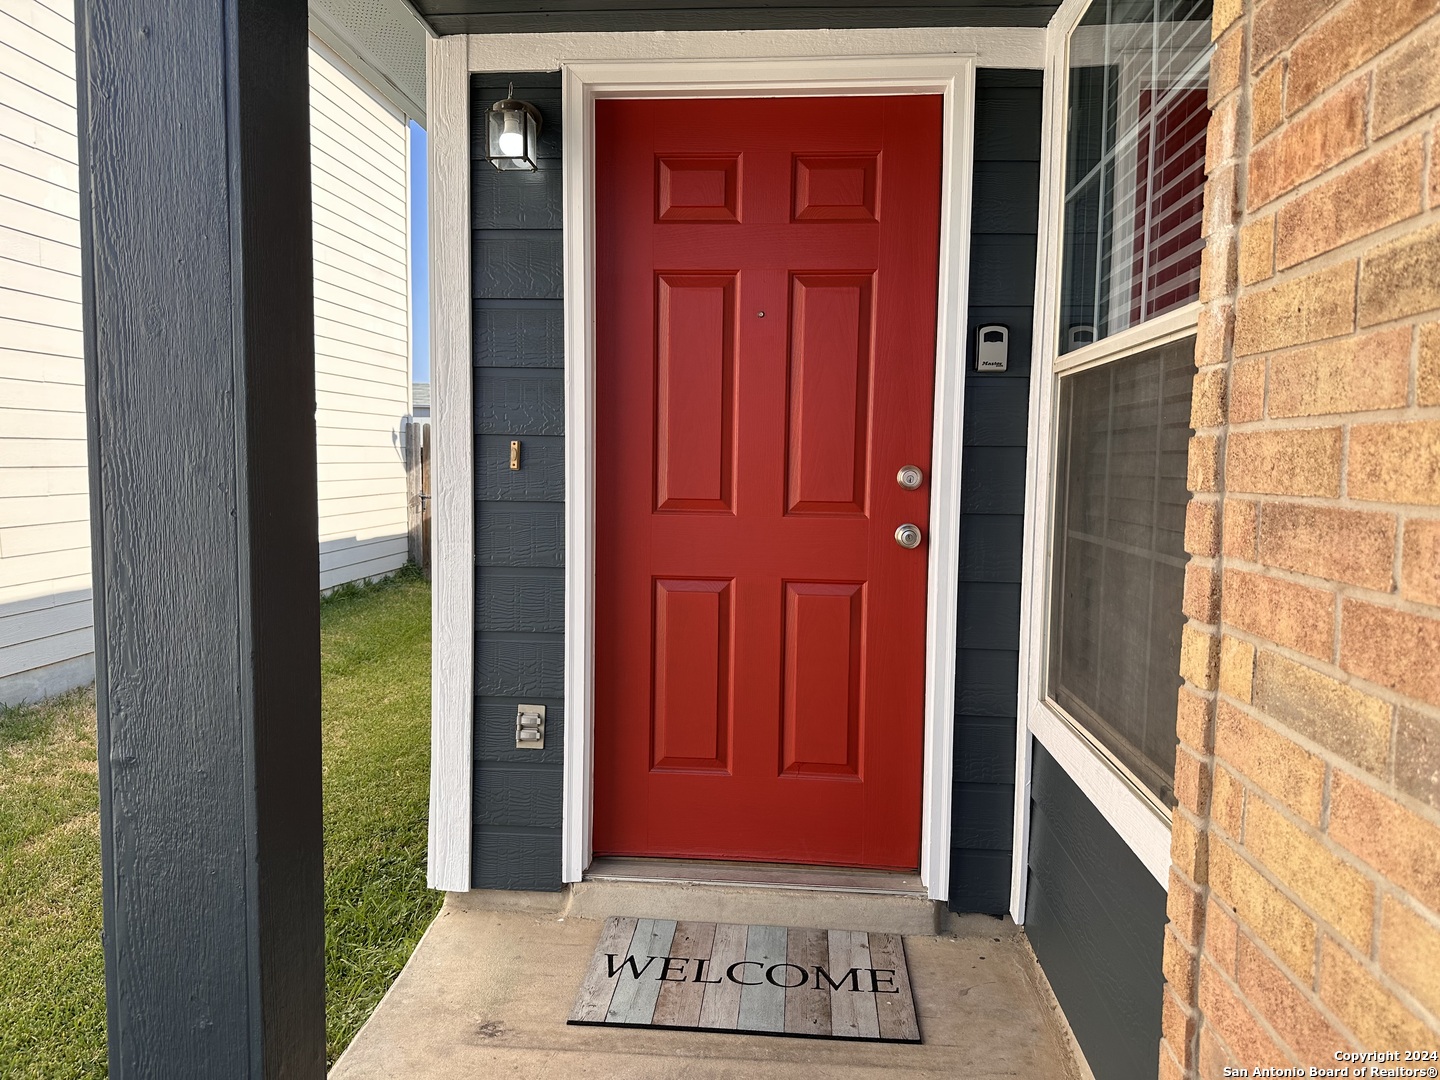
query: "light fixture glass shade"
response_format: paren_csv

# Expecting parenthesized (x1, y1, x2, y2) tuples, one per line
(486, 89, 541, 172)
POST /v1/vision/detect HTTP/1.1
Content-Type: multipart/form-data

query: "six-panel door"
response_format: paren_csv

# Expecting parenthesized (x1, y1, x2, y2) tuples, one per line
(594, 96, 943, 869)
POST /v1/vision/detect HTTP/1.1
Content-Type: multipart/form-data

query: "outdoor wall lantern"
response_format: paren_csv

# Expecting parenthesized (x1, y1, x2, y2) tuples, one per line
(486, 85, 542, 172)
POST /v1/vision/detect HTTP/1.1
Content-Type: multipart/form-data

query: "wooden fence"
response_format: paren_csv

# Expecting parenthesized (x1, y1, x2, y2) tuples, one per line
(404, 418, 432, 576)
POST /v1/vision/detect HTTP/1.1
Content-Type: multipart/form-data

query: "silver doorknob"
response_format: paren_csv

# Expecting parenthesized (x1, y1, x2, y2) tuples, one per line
(896, 465, 924, 490)
(894, 523, 922, 549)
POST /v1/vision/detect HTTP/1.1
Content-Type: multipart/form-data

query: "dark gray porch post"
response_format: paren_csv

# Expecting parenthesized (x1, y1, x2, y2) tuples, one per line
(74, 0, 324, 1075)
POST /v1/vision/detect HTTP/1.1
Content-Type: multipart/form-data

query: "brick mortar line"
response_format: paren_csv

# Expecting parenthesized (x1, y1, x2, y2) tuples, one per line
(1170, 20, 1261, 1061)
(1387, 701, 1403, 830)
(1391, 492, 1409, 652)
(1222, 913, 1382, 1059)
(1223, 743, 1422, 852)
(1313, 917, 1440, 1036)
(1210, 714, 1440, 935)
(1228, 404, 1440, 431)
(1248, 7, 1440, 147)
(1209, 624, 1411, 720)
(1207, 825, 1422, 1006)
(1212, 614, 1438, 707)
(1246, 108, 1439, 227)
(1412, 318, 1425, 411)
(1246, 70, 1375, 214)
(1425, 125, 1435, 214)
(1269, 198, 1440, 284)
(1196, 926, 1353, 1064)
(1387, 888, 1440, 935)
(1212, 623, 1440, 738)
(1207, 700, 1407, 827)
(1160, 1034, 1186, 1079)
(1218, 556, 1440, 620)
(1230, 309, 1440, 365)
(1177, 329, 1241, 1060)
(1229, 207, 1440, 308)
(1219, 491, 1440, 521)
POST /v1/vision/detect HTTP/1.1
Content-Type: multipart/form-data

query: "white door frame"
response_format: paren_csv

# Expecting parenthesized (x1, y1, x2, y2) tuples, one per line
(427, 28, 1048, 901)
(565, 54, 981, 901)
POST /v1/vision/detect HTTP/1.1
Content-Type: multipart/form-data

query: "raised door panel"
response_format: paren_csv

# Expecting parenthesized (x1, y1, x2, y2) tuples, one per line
(657, 154, 741, 222)
(781, 581, 863, 777)
(652, 578, 732, 772)
(655, 273, 736, 511)
(786, 274, 873, 515)
(792, 153, 878, 222)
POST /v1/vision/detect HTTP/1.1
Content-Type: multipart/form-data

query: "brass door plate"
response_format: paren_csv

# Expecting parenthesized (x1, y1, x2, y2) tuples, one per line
(510, 440, 521, 469)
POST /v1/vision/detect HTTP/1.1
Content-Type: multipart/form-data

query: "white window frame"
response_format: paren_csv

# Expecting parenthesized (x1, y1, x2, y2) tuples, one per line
(426, 27, 1050, 897)
(1009, 0, 1207, 921)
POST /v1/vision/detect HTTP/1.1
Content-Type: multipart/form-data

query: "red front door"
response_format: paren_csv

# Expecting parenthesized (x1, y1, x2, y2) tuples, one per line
(594, 95, 943, 870)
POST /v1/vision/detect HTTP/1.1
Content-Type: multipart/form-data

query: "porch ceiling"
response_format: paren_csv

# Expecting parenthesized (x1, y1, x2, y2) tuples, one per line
(413, 0, 1061, 35)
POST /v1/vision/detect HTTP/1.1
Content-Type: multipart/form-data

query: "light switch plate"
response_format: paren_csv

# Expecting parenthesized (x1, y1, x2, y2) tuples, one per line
(515, 703, 546, 749)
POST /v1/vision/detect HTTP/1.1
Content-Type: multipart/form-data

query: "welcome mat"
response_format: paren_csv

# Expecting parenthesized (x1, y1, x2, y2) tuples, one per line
(568, 917, 920, 1042)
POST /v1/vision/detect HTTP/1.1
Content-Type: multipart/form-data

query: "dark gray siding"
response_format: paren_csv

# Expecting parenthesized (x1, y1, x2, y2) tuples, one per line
(418, 2, 1060, 35)
(949, 70, 1042, 914)
(471, 73, 566, 891)
(1026, 743, 1167, 1080)
(468, 72, 1044, 896)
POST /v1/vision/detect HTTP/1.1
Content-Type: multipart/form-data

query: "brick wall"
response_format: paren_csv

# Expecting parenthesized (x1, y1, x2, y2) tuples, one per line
(1164, 0, 1440, 1076)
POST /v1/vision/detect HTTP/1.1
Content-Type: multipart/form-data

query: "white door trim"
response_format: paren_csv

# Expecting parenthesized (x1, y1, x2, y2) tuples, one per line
(427, 26, 1050, 901)
(1009, 0, 1092, 924)
(426, 33, 475, 892)
(562, 52, 980, 903)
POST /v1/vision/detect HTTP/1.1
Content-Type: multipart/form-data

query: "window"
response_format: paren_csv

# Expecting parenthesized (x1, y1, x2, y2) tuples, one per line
(1060, 0, 1212, 353)
(1049, 338, 1194, 806)
(1041, 0, 1213, 809)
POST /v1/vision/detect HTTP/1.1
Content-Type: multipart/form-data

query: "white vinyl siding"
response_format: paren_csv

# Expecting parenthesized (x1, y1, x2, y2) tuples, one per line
(309, 40, 412, 592)
(0, 0, 92, 704)
(0, 16, 414, 704)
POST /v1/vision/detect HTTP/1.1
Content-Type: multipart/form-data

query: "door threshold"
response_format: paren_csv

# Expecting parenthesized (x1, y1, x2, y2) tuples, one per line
(584, 857, 926, 897)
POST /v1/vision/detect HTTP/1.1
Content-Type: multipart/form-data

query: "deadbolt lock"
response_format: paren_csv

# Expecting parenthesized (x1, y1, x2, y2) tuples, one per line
(896, 465, 924, 490)
(894, 523, 923, 549)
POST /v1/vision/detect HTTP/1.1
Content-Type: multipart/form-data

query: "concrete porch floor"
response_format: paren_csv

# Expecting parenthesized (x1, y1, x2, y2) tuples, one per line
(330, 890, 1088, 1079)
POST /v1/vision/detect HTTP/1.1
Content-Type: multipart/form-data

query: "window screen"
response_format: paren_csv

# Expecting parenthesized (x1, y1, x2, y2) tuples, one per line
(1047, 336, 1194, 805)
(1059, 0, 1213, 353)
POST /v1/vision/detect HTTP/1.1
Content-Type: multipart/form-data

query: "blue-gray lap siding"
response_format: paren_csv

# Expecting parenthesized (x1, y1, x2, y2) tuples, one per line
(470, 73, 566, 890)
(1026, 743, 1168, 1080)
(468, 70, 1043, 898)
(949, 70, 1043, 914)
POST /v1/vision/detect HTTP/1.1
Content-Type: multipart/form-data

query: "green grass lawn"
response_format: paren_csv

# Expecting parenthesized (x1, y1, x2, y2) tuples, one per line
(319, 571, 442, 1063)
(0, 571, 440, 1075)
(0, 686, 106, 1078)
